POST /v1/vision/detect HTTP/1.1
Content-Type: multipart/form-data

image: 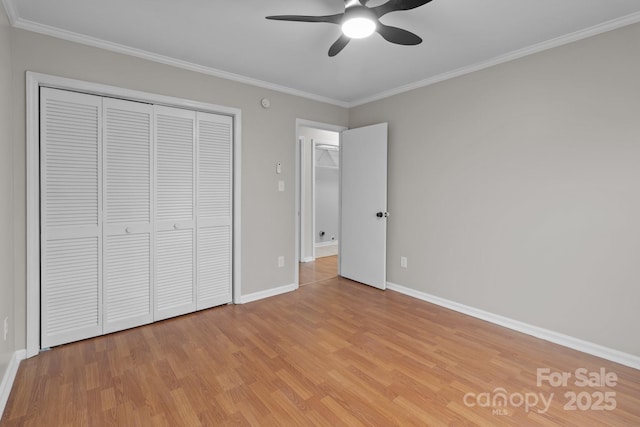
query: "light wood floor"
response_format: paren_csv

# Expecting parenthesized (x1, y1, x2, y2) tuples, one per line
(2, 277, 639, 426)
(299, 256, 338, 286)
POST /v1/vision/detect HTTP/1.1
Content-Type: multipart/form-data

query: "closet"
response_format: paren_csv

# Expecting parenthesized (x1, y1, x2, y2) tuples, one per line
(40, 87, 233, 348)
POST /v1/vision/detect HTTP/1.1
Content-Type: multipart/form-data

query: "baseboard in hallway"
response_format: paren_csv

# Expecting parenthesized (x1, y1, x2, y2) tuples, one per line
(315, 242, 338, 258)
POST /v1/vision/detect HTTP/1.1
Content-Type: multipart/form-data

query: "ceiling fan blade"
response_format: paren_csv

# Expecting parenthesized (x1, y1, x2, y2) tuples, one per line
(266, 14, 343, 24)
(376, 23, 422, 45)
(328, 34, 351, 57)
(372, 0, 434, 17)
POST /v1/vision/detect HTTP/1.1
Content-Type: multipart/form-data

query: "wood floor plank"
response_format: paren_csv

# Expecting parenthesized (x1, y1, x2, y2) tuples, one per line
(2, 276, 640, 426)
(299, 256, 338, 286)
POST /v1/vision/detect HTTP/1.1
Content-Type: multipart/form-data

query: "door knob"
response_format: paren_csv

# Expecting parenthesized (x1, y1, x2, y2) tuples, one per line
(376, 212, 389, 218)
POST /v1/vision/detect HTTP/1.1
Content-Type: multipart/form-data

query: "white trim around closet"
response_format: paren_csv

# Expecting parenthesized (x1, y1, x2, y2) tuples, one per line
(26, 71, 243, 358)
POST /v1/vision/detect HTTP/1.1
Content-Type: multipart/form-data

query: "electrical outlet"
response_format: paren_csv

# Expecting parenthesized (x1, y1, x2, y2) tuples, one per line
(400, 256, 408, 269)
(3, 317, 8, 341)
(278, 256, 285, 268)
(278, 180, 285, 192)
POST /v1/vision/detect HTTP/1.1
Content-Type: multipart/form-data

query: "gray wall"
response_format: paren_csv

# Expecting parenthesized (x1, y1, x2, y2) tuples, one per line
(0, 5, 15, 379)
(315, 156, 339, 244)
(8, 28, 348, 350)
(350, 22, 640, 357)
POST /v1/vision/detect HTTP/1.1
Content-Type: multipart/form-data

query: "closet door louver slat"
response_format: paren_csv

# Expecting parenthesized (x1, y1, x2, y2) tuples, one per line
(40, 88, 103, 348)
(156, 229, 194, 311)
(44, 238, 100, 338)
(156, 111, 195, 222)
(197, 227, 231, 307)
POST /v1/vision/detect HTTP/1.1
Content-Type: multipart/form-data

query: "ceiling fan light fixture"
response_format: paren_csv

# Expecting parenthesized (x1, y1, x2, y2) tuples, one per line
(266, 0, 433, 56)
(341, 16, 376, 39)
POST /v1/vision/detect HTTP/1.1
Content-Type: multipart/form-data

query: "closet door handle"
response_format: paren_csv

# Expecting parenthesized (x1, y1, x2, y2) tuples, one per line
(125, 227, 132, 234)
(174, 223, 180, 230)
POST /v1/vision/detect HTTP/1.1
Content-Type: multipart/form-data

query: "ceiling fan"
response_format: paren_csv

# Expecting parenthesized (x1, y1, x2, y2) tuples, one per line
(266, 0, 434, 57)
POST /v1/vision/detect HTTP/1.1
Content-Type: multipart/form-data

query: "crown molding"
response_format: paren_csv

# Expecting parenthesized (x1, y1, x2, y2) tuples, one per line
(348, 11, 640, 107)
(1, 0, 17, 25)
(4, 0, 640, 111)
(5, 6, 350, 108)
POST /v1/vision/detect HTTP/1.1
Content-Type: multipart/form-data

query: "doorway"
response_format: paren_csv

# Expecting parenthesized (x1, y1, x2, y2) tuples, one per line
(302, 137, 340, 286)
(296, 121, 345, 286)
(294, 120, 389, 290)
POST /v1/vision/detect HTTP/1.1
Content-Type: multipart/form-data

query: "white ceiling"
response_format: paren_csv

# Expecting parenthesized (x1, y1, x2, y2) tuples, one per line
(5, 0, 640, 106)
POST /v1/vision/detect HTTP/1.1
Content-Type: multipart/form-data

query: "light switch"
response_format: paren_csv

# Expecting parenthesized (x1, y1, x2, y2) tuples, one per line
(278, 180, 285, 192)
(276, 163, 282, 174)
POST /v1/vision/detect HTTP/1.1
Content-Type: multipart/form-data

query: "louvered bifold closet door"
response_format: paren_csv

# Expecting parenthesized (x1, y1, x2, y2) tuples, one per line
(103, 98, 154, 333)
(154, 106, 197, 320)
(40, 88, 103, 348)
(196, 112, 233, 309)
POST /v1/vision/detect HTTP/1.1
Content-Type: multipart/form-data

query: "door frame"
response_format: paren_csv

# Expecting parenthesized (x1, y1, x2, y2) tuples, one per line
(298, 135, 314, 263)
(26, 72, 243, 358)
(294, 119, 346, 286)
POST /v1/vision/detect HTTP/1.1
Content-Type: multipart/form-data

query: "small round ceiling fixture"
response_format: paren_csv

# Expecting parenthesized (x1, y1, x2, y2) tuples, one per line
(342, 17, 376, 39)
(341, 7, 376, 39)
(261, 98, 271, 109)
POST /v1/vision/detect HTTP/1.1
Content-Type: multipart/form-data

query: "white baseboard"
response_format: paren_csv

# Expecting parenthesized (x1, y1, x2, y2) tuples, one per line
(301, 257, 315, 263)
(239, 283, 297, 304)
(315, 241, 338, 248)
(0, 349, 26, 418)
(387, 282, 640, 370)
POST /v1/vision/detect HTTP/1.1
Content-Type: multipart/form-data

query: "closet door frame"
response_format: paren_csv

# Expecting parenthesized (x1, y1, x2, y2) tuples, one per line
(26, 72, 242, 358)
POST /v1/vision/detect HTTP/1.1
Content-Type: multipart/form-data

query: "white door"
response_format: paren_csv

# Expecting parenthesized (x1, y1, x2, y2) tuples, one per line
(340, 123, 388, 289)
(40, 90, 235, 348)
(40, 88, 103, 348)
(154, 106, 197, 320)
(103, 98, 154, 333)
(196, 112, 233, 309)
